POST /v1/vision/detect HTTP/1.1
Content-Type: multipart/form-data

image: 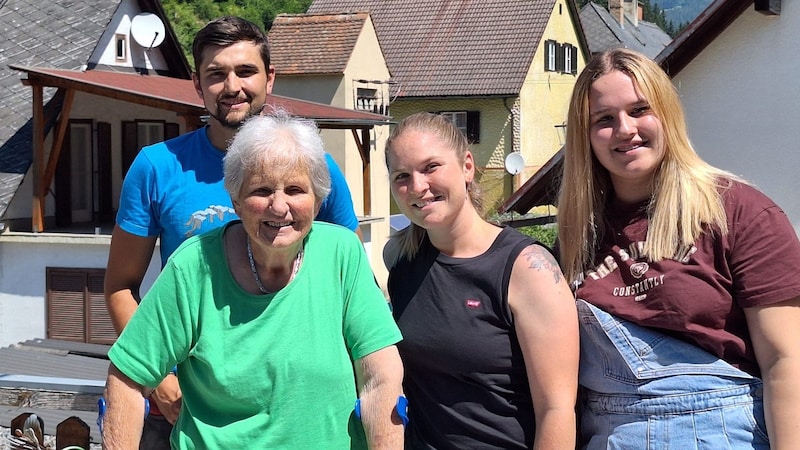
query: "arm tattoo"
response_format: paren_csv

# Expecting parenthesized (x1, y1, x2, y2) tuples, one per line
(521, 245, 562, 284)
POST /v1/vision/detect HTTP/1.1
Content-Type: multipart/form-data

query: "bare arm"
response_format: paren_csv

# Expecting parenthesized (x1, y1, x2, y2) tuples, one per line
(354, 345, 405, 450)
(105, 224, 157, 334)
(508, 244, 579, 450)
(103, 364, 151, 449)
(105, 225, 182, 423)
(744, 296, 800, 449)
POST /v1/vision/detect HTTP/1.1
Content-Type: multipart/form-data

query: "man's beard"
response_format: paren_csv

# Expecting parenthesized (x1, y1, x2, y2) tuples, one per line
(207, 98, 261, 129)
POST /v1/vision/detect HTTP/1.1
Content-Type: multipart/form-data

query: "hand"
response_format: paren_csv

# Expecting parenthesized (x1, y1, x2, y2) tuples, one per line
(151, 374, 182, 425)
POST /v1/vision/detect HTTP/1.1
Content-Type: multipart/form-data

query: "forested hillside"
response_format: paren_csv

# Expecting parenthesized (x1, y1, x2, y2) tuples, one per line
(161, 0, 313, 65)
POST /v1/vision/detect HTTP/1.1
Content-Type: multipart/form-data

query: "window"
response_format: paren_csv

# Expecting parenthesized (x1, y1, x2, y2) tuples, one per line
(563, 44, 578, 75)
(46, 268, 117, 344)
(356, 88, 378, 113)
(115, 34, 127, 62)
(436, 111, 480, 143)
(122, 120, 179, 176)
(544, 40, 558, 72)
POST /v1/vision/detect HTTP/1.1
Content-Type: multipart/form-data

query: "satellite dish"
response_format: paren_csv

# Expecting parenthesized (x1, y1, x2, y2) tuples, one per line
(131, 13, 166, 50)
(504, 152, 525, 175)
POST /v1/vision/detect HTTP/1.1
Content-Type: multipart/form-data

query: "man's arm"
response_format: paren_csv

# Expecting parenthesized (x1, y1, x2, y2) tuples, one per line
(105, 226, 182, 423)
(354, 346, 404, 450)
(103, 364, 150, 449)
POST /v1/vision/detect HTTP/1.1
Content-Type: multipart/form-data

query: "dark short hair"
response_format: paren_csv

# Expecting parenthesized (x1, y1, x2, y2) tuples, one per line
(191, 16, 270, 73)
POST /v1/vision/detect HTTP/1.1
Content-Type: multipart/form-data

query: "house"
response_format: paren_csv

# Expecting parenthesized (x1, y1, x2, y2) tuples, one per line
(307, 0, 589, 212)
(268, 12, 393, 287)
(0, 0, 390, 348)
(580, 0, 673, 58)
(500, 1, 799, 237)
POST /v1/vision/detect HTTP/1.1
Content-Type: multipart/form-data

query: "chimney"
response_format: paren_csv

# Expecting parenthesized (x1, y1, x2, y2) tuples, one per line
(624, 0, 639, 28)
(609, 0, 624, 27)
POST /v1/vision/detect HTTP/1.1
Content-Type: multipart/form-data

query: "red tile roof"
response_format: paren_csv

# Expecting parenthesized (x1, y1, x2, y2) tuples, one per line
(270, 13, 371, 75)
(307, 0, 556, 97)
(11, 65, 391, 127)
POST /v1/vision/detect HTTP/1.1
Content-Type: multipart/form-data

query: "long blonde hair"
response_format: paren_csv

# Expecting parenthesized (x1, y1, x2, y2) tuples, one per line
(384, 112, 484, 264)
(557, 48, 739, 282)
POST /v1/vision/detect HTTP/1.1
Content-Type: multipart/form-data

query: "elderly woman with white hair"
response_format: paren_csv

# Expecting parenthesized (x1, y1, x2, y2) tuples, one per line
(102, 112, 404, 449)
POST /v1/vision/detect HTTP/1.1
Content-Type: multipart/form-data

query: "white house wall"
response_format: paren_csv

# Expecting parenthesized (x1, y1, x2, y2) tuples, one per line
(671, 4, 800, 234)
(0, 233, 160, 347)
(90, 0, 169, 71)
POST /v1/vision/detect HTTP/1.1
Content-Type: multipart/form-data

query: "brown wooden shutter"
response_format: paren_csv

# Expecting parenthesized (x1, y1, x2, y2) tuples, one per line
(121, 121, 138, 177)
(47, 268, 117, 344)
(47, 269, 86, 342)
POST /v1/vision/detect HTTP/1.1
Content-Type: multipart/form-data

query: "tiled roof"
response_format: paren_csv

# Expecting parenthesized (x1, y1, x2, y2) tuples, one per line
(270, 13, 370, 75)
(307, 0, 556, 97)
(0, 0, 121, 219)
(580, 2, 672, 59)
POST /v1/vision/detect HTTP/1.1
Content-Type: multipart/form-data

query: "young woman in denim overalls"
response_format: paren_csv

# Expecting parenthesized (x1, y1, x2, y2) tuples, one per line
(557, 48, 800, 449)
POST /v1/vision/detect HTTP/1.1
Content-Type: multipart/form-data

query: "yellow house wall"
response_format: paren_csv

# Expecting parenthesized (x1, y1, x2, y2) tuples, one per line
(388, 98, 515, 216)
(518, 0, 586, 184)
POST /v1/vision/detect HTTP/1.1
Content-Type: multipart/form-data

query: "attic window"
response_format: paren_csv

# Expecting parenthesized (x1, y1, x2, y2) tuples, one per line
(115, 34, 127, 61)
(356, 88, 378, 112)
(544, 40, 557, 72)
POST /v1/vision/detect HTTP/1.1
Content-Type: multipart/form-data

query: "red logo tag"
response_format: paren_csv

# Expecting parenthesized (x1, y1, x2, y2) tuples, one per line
(465, 299, 481, 308)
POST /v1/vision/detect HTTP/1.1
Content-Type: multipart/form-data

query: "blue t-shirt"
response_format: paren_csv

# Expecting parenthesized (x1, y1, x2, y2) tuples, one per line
(116, 127, 359, 266)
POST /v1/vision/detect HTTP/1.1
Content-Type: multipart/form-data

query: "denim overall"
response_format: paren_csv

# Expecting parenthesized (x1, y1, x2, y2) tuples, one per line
(577, 300, 770, 449)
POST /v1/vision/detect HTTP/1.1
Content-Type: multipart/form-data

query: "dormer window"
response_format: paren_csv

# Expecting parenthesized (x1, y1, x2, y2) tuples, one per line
(115, 34, 127, 62)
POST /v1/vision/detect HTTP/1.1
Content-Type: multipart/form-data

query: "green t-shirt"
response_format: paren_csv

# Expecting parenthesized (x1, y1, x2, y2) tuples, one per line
(109, 221, 402, 449)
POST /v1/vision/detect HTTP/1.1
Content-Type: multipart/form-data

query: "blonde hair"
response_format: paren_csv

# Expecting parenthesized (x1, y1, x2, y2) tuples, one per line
(557, 48, 740, 282)
(384, 112, 483, 264)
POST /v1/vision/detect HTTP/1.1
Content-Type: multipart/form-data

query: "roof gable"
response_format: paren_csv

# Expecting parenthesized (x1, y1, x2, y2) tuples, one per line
(270, 12, 369, 75)
(307, 0, 557, 97)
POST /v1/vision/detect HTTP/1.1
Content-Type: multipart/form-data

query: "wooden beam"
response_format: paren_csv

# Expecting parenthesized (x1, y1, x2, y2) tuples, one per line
(31, 85, 45, 232)
(351, 128, 372, 216)
(41, 89, 75, 198)
(0, 387, 99, 411)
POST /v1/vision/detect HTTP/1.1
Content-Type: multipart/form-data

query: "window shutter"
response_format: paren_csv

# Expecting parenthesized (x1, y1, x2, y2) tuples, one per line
(47, 270, 86, 342)
(88, 272, 117, 344)
(165, 122, 180, 140)
(556, 43, 565, 74)
(47, 268, 116, 344)
(466, 111, 480, 144)
(571, 45, 578, 74)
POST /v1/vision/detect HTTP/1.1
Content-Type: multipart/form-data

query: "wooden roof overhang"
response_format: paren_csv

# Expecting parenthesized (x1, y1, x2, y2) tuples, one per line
(11, 65, 392, 232)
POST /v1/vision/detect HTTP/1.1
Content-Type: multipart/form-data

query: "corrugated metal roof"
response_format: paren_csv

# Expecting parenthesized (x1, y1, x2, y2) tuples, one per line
(307, 0, 556, 97)
(0, 339, 109, 443)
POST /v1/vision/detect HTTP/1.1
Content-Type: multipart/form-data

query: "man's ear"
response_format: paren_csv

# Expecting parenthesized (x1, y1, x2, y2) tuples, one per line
(265, 65, 276, 94)
(192, 73, 203, 100)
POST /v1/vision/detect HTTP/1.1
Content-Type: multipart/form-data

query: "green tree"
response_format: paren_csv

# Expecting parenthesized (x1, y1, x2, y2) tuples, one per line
(161, 0, 313, 67)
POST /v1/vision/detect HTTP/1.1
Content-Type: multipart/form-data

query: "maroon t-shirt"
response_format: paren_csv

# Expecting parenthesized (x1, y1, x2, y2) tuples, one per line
(576, 181, 800, 377)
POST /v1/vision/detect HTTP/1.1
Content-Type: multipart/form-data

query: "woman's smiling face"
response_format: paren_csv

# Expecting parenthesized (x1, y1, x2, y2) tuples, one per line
(387, 129, 474, 230)
(589, 69, 665, 201)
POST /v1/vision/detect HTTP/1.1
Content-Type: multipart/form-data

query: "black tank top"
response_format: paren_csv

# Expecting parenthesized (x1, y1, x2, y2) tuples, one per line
(389, 226, 539, 449)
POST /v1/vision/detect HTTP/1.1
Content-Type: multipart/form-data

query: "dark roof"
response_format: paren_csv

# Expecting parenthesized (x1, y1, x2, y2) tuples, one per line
(270, 12, 372, 75)
(307, 0, 557, 97)
(500, 0, 777, 214)
(0, 0, 190, 221)
(13, 65, 393, 127)
(580, 2, 672, 59)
